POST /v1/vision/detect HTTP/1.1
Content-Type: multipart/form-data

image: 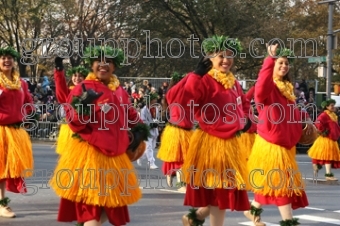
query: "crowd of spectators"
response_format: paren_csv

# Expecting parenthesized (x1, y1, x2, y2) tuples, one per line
(24, 76, 170, 142)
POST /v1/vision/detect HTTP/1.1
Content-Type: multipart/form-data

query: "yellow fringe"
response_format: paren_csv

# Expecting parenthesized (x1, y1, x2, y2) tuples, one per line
(56, 124, 74, 155)
(0, 125, 33, 179)
(236, 132, 256, 162)
(307, 136, 340, 161)
(49, 137, 141, 208)
(181, 129, 249, 190)
(248, 135, 305, 197)
(157, 124, 193, 162)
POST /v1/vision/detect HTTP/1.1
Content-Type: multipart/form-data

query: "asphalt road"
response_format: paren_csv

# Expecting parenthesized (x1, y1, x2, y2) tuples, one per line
(0, 142, 339, 226)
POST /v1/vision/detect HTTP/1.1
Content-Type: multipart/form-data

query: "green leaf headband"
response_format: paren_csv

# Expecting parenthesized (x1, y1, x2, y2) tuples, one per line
(0, 46, 20, 60)
(83, 45, 125, 68)
(202, 35, 243, 55)
(66, 66, 89, 77)
(267, 48, 295, 63)
(321, 99, 336, 109)
(171, 71, 185, 83)
(149, 92, 159, 101)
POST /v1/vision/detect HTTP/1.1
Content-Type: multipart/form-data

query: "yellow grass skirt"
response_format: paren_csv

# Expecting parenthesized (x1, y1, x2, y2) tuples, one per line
(237, 132, 256, 162)
(248, 135, 305, 197)
(307, 136, 340, 161)
(49, 137, 142, 208)
(157, 124, 193, 162)
(182, 129, 249, 190)
(55, 123, 73, 155)
(0, 125, 33, 179)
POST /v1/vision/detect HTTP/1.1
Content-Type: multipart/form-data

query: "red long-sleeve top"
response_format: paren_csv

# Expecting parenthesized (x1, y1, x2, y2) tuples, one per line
(0, 79, 34, 125)
(315, 112, 340, 141)
(165, 76, 193, 129)
(65, 80, 142, 156)
(255, 57, 303, 149)
(54, 69, 69, 103)
(183, 72, 250, 139)
(245, 86, 255, 102)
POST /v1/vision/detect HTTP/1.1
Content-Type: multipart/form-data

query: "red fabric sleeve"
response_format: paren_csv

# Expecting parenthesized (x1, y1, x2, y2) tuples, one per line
(183, 72, 205, 105)
(255, 57, 276, 104)
(314, 113, 326, 131)
(54, 69, 69, 103)
(65, 86, 92, 141)
(245, 86, 255, 101)
(21, 80, 35, 116)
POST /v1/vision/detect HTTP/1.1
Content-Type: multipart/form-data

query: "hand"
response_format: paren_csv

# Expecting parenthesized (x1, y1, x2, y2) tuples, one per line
(194, 56, 212, 76)
(127, 124, 151, 152)
(79, 83, 103, 105)
(55, 57, 64, 71)
(150, 123, 158, 128)
(241, 118, 252, 133)
(266, 43, 279, 57)
(127, 130, 143, 152)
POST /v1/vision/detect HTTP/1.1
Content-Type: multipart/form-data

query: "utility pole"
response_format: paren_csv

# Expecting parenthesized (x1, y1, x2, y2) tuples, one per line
(318, 0, 339, 99)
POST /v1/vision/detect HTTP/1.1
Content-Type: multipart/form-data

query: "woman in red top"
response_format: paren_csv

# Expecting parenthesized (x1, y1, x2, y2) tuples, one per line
(157, 72, 193, 191)
(0, 47, 35, 218)
(54, 61, 88, 155)
(237, 85, 258, 162)
(49, 46, 145, 226)
(308, 99, 340, 180)
(180, 35, 252, 226)
(243, 44, 311, 226)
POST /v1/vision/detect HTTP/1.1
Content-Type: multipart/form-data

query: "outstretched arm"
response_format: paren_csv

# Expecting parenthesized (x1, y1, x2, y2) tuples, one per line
(255, 57, 276, 104)
(54, 57, 69, 103)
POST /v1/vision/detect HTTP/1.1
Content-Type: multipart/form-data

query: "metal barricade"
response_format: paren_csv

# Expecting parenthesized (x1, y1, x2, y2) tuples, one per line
(28, 121, 60, 141)
(118, 77, 172, 90)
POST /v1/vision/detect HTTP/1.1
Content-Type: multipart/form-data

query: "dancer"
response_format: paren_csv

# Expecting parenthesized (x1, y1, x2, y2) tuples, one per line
(308, 99, 340, 180)
(237, 85, 258, 162)
(54, 60, 88, 155)
(243, 44, 311, 226)
(137, 92, 160, 169)
(157, 72, 193, 191)
(180, 35, 252, 226)
(50, 45, 145, 226)
(0, 46, 35, 218)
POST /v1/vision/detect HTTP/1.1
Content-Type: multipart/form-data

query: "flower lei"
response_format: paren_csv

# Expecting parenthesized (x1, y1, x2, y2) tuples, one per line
(207, 68, 236, 89)
(324, 110, 338, 122)
(273, 77, 296, 102)
(0, 71, 21, 90)
(85, 72, 120, 91)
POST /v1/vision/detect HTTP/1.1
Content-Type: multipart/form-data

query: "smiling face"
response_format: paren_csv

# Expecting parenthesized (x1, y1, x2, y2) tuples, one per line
(0, 55, 14, 74)
(71, 72, 85, 86)
(209, 50, 234, 73)
(273, 57, 289, 79)
(91, 58, 115, 84)
(326, 103, 335, 112)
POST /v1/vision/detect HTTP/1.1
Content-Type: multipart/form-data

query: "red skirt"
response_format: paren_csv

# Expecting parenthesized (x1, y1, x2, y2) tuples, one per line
(58, 198, 130, 225)
(162, 162, 183, 176)
(0, 178, 26, 193)
(312, 159, 340, 169)
(254, 192, 309, 210)
(184, 184, 250, 210)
